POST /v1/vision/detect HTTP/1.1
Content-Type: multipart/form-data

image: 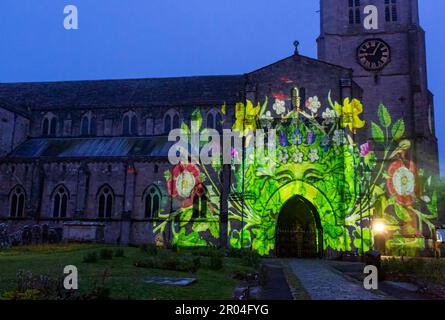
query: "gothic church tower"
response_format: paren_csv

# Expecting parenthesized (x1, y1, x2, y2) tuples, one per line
(317, 0, 439, 175)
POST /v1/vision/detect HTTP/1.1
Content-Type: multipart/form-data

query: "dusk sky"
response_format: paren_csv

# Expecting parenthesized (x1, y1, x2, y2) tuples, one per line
(0, 0, 443, 175)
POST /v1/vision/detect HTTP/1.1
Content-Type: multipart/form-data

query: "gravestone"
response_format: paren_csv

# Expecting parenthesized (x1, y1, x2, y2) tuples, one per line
(9, 230, 22, 246)
(31, 225, 42, 245)
(41, 224, 49, 243)
(48, 229, 57, 244)
(22, 226, 32, 245)
(0, 223, 9, 249)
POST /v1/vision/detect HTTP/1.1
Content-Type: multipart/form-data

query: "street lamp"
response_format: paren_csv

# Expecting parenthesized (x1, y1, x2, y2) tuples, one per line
(373, 221, 387, 234)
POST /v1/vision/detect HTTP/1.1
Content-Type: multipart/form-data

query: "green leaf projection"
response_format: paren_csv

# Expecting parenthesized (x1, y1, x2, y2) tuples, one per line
(153, 91, 438, 257)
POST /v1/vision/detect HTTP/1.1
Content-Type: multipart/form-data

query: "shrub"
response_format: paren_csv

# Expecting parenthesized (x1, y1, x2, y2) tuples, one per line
(209, 253, 224, 270)
(226, 247, 243, 258)
(242, 250, 261, 268)
(192, 257, 201, 270)
(193, 247, 224, 258)
(4, 271, 75, 300)
(171, 244, 178, 253)
(83, 252, 98, 263)
(114, 249, 125, 257)
(140, 244, 158, 256)
(134, 256, 201, 273)
(99, 249, 113, 260)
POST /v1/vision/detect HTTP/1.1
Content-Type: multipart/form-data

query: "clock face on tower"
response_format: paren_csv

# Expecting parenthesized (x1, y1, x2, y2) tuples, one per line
(357, 39, 391, 71)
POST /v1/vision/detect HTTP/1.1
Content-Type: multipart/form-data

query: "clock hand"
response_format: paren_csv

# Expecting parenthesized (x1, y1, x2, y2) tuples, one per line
(371, 43, 381, 56)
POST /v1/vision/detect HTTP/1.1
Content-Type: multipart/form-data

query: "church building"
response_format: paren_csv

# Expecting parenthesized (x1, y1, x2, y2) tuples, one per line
(0, 0, 440, 257)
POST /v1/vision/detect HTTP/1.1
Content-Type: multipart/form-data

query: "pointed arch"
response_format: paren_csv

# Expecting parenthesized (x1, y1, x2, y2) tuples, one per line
(81, 111, 97, 136)
(52, 184, 69, 218)
(9, 185, 26, 218)
(42, 112, 57, 136)
(97, 184, 114, 218)
(143, 184, 162, 218)
(123, 111, 138, 136)
(163, 109, 180, 134)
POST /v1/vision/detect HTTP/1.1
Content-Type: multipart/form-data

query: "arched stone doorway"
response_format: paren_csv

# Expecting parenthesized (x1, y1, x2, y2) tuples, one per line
(276, 196, 323, 258)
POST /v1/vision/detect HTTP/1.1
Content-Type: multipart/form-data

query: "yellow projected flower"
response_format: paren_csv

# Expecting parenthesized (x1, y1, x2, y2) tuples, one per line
(233, 100, 261, 136)
(334, 98, 365, 133)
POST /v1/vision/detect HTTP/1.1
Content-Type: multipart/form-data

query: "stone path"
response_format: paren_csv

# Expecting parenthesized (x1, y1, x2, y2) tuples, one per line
(286, 259, 388, 300)
(261, 264, 294, 300)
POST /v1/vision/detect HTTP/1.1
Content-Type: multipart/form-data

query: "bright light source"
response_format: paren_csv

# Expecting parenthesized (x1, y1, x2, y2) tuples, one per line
(373, 221, 386, 234)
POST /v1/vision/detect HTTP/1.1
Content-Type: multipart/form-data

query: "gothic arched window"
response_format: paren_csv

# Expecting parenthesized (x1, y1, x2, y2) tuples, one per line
(42, 118, 49, 136)
(123, 112, 138, 136)
(207, 113, 215, 129)
(98, 186, 114, 218)
(164, 114, 172, 134)
(50, 117, 57, 136)
(81, 112, 97, 136)
(348, 0, 361, 25)
(42, 113, 57, 136)
(173, 114, 180, 130)
(385, 0, 398, 22)
(215, 113, 223, 132)
(10, 186, 25, 218)
(206, 109, 223, 132)
(144, 185, 161, 218)
(53, 186, 68, 218)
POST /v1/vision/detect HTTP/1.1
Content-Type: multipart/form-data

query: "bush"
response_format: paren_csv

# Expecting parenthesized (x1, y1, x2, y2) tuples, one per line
(242, 250, 261, 268)
(192, 257, 201, 270)
(134, 256, 201, 273)
(171, 244, 178, 253)
(192, 247, 224, 258)
(99, 249, 113, 260)
(226, 247, 243, 258)
(114, 249, 125, 257)
(209, 253, 224, 270)
(83, 252, 98, 263)
(140, 244, 158, 256)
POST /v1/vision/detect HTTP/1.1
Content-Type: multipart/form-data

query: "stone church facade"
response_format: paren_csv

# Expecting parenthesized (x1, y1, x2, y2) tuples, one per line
(0, 0, 440, 256)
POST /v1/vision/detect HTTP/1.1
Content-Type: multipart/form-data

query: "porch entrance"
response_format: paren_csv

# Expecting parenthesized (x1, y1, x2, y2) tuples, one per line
(276, 196, 323, 258)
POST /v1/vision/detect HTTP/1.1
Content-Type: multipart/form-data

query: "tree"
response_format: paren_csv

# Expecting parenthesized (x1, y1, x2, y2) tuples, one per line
(438, 177, 445, 225)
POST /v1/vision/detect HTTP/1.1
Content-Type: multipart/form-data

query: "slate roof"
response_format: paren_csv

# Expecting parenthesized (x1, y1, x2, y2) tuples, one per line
(7, 137, 176, 159)
(0, 75, 245, 111)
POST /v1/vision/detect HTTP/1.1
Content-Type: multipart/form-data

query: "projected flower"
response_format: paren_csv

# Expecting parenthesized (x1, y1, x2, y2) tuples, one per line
(306, 130, 316, 145)
(278, 149, 289, 163)
(279, 131, 288, 147)
(322, 108, 337, 125)
(360, 141, 372, 157)
(333, 129, 345, 146)
(291, 128, 303, 145)
(387, 160, 418, 206)
(320, 135, 330, 151)
(334, 98, 365, 133)
(293, 150, 304, 163)
(233, 100, 260, 136)
(306, 96, 321, 114)
(308, 148, 319, 163)
(272, 99, 286, 116)
(167, 163, 203, 208)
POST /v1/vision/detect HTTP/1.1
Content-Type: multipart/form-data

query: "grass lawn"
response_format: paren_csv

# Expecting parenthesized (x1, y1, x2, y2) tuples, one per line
(0, 244, 255, 300)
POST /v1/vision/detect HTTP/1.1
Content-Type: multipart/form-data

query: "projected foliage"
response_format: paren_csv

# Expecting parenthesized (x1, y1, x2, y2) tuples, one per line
(153, 90, 438, 256)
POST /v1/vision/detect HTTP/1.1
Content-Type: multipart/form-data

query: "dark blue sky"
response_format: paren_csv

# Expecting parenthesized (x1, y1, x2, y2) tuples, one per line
(0, 0, 443, 174)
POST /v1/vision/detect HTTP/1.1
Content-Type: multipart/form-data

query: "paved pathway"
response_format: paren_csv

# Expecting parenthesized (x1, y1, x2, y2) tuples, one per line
(286, 259, 387, 300)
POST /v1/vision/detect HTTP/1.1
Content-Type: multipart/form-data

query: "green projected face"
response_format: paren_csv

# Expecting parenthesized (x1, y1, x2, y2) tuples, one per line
(153, 91, 438, 257)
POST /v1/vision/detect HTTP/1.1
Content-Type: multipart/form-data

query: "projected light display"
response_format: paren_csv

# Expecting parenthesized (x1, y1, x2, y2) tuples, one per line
(153, 90, 438, 257)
